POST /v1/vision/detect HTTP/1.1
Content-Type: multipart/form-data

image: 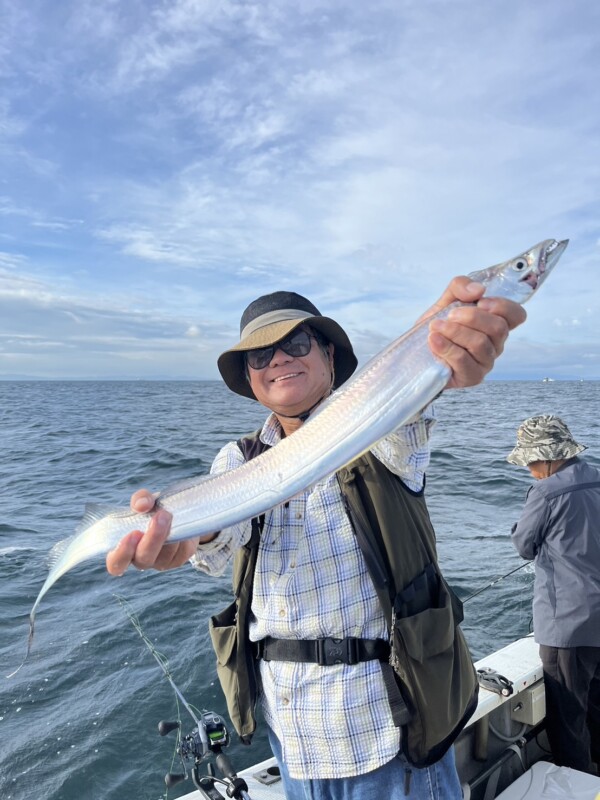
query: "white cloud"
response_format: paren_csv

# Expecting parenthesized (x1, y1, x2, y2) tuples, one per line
(0, 0, 598, 379)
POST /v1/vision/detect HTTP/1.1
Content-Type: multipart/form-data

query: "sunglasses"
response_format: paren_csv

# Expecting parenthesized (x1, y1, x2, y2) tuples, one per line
(246, 328, 317, 370)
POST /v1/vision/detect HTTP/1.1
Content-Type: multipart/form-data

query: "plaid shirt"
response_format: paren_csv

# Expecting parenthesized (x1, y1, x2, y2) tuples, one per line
(193, 408, 435, 779)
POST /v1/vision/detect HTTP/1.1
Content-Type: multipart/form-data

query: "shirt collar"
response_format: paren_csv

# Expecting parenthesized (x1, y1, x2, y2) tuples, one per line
(260, 413, 284, 447)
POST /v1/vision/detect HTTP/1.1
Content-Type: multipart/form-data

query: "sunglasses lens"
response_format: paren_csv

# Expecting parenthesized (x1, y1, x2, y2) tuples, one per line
(282, 330, 312, 357)
(246, 329, 313, 370)
(247, 347, 273, 370)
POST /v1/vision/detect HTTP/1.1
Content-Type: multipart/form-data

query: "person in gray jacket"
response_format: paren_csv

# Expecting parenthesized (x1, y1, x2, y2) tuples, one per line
(508, 414, 600, 774)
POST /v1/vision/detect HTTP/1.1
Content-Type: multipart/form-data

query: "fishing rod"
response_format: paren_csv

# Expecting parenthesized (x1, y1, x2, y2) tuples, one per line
(463, 561, 534, 701)
(462, 561, 532, 603)
(116, 596, 252, 800)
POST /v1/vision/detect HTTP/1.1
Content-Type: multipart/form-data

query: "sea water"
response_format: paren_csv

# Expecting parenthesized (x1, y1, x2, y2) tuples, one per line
(0, 380, 598, 800)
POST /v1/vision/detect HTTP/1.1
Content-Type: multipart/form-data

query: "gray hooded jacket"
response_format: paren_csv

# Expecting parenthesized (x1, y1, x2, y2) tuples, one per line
(511, 457, 600, 647)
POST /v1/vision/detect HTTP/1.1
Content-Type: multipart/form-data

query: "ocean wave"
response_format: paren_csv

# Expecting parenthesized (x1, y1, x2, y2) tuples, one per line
(0, 545, 36, 556)
(1, 379, 598, 800)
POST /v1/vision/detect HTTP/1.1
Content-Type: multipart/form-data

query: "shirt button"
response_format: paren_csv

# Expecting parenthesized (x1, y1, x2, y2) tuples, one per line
(289, 561, 296, 568)
(281, 697, 290, 706)
(296, 513, 302, 519)
(279, 608, 286, 617)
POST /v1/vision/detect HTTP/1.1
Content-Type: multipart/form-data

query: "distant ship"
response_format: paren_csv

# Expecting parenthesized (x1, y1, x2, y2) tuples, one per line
(542, 377, 555, 382)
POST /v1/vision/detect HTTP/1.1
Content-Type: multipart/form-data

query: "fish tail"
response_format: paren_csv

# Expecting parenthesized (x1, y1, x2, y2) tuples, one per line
(28, 611, 35, 656)
(6, 609, 36, 679)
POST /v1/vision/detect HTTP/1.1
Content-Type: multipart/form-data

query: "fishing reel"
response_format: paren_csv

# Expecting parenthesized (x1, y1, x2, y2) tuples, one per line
(158, 710, 250, 800)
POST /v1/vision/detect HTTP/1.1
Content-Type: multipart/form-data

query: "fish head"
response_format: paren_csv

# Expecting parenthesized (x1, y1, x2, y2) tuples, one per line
(515, 239, 569, 293)
(469, 239, 569, 303)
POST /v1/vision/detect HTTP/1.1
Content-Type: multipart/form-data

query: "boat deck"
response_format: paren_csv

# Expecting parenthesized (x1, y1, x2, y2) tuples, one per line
(467, 632, 544, 727)
(177, 634, 600, 800)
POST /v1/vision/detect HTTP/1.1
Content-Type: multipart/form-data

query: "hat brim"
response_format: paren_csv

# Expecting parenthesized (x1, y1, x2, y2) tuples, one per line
(507, 441, 587, 466)
(217, 316, 358, 400)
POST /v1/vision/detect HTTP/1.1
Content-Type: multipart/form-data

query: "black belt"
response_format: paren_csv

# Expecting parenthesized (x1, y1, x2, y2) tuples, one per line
(254, 636, 390, 667)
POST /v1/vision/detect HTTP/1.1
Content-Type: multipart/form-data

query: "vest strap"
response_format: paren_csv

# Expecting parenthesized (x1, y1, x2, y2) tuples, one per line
(379, 661, 412, 726)
(255, 636, 389, 667)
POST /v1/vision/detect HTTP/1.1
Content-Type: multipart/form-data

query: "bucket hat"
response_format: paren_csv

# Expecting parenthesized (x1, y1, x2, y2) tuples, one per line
(217, 291, 358, 400)
(507, 414, 587, 466)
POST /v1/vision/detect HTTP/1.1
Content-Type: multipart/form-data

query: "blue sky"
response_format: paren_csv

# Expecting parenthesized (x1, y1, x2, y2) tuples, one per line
(1, 0, 598, 381)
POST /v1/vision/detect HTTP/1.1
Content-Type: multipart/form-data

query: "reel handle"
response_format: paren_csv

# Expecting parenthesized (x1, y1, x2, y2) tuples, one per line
(215, 753, 249, 798)
(215, 752, 236, 780)
(165, 772, 186, 787)
(158, 720, 181, 736)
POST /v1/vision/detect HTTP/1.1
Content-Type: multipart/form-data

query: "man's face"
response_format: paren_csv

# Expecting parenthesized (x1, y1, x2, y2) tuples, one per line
(247, 329, 334, 418)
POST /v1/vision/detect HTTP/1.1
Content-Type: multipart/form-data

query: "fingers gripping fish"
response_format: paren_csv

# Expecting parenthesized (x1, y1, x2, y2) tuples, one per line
(8, 239, 568, 677)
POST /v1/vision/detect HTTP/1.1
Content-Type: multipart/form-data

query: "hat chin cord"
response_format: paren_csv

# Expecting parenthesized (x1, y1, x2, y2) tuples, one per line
(277, 392, 327, 423)
(276, 365, 335, 424)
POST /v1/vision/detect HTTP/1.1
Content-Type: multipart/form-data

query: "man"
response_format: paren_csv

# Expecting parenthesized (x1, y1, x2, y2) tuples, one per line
(508, 414, 600, 775)
(108, 277, 525, 799)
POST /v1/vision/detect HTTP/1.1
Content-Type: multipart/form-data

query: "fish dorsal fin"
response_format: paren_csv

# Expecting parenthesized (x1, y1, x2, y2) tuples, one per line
(47, 502, 131, 568)
(75, 503, 124, 535)
(47, 535, 77, 569)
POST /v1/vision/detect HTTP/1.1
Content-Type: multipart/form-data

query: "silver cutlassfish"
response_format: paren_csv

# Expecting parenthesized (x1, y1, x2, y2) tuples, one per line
(9, 238, 568, 676)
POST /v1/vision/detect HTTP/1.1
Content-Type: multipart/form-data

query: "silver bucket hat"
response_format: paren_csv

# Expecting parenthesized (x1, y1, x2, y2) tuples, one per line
(217, 291, 358, 400)
(507, 414, 587, 466)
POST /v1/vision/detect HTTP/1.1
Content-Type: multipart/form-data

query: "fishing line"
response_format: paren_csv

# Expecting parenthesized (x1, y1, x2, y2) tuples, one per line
(462, 561, 532, 603)
(114, 594, 205, 794)
(116, 595, 252, 800)
(115, 594, 202, 725)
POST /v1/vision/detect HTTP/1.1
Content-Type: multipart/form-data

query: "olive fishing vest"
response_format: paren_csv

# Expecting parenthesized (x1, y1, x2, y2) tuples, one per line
(208, 431, 479, 767)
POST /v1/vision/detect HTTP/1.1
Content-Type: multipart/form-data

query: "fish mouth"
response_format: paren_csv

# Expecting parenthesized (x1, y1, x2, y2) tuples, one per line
(544, 238, 569, 270)
(520, 270, 540, 290)
(519, 239, 569, 291)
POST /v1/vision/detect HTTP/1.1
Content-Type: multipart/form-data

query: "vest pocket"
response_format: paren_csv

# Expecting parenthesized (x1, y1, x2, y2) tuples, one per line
(209, 600, 257, 740)
(394, 596, 454, 663)
(209, 601, 238, 667)
(391, 578, 477, 766)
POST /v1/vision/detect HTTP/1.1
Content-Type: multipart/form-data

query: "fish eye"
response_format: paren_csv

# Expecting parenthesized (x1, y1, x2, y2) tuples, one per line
(512, 258, 527, 271)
